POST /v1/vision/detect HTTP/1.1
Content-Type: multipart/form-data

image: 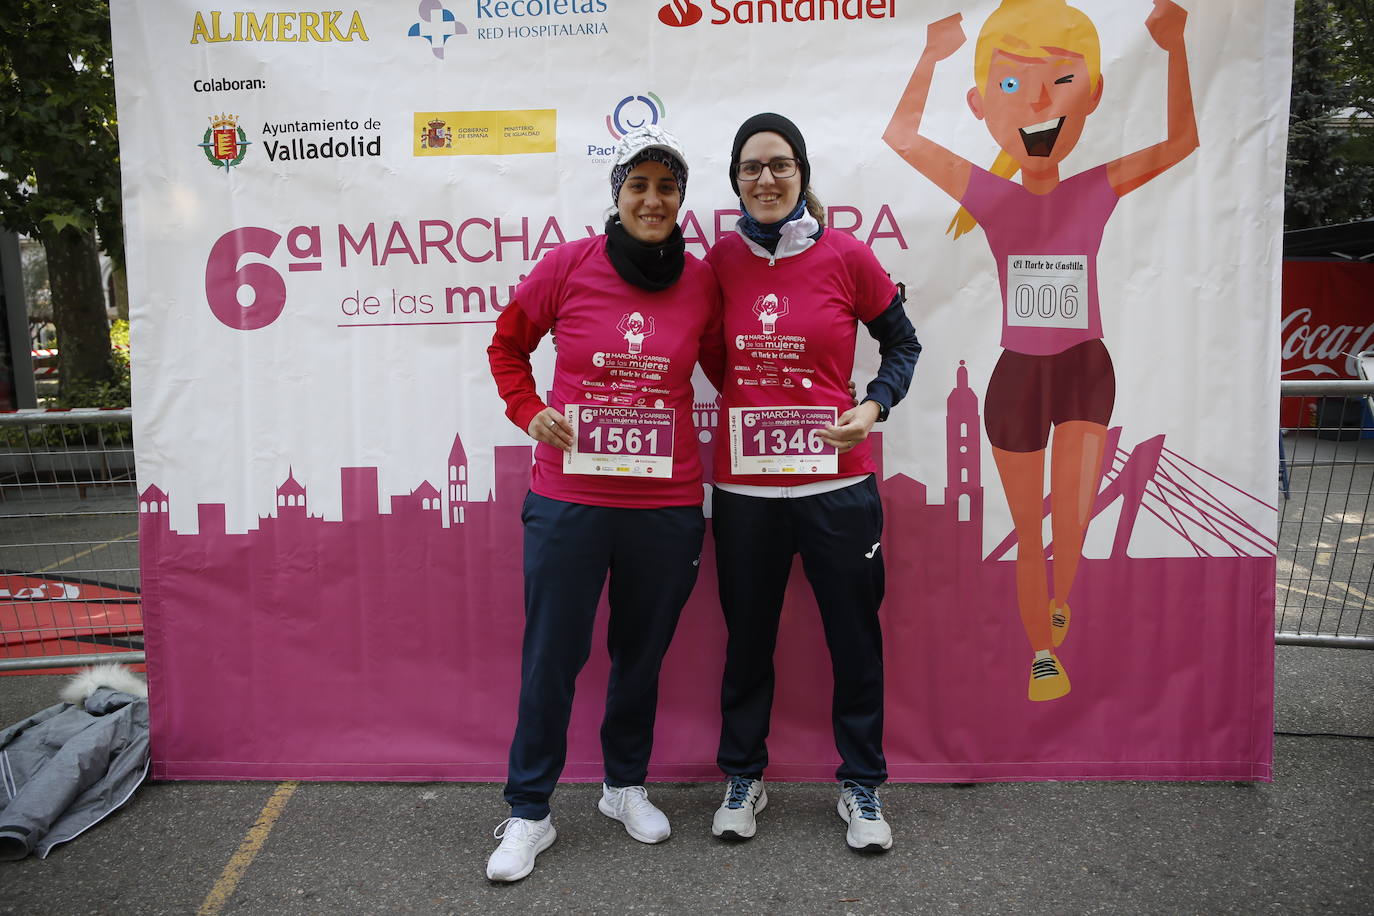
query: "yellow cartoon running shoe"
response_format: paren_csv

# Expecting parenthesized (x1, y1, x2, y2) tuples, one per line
(1028, 653, 1071, 702)
(1049, 600, 1071, 647)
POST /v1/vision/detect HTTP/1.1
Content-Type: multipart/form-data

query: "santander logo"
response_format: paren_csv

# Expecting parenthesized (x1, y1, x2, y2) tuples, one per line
(658, 0, 703, 27)
(658, 0, 894, 27)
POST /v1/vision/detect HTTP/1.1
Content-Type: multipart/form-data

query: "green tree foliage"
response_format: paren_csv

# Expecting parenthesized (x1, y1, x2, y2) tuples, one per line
(0, 1, 120, 396)
(1287, 0, 1374, 229)
(1330, 1, 1374, 170)
(1332, 1, 1373, 118)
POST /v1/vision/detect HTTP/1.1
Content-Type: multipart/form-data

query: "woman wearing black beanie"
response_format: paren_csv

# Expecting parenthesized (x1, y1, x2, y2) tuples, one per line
(706, 112, 922, 852)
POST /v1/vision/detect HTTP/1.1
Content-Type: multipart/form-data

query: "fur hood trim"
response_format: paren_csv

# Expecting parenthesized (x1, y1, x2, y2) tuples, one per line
(59, 663, 148, 704)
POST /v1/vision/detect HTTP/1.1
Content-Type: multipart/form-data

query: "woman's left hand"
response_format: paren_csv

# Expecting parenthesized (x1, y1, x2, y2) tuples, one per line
(820, 401, 882, 453)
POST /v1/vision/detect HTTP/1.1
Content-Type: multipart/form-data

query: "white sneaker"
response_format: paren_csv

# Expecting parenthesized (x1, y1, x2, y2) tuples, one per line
(485, 815, 556, 882)
(598, 784, 671, 844)
(837, 781, 893, 852)
(712, 776, 767, 840)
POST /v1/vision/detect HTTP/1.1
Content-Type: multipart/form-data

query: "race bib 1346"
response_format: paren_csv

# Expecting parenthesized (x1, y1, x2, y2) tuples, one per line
(729, 406, 838, 475)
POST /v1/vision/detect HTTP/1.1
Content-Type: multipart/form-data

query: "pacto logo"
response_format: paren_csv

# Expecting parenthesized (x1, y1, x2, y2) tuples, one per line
(606, 93, 665, 140)
(205, 225, 323, 329)
(658, 1, 702, 27)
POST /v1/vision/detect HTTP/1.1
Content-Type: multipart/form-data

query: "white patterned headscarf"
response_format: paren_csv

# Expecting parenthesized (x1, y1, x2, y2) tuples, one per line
(610, 125, 688, 204)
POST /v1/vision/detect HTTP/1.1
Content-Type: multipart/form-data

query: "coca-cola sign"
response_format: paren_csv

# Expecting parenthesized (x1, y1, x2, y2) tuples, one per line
(1281, 307, 1374, 378)
(1281, 261, 1374, 379)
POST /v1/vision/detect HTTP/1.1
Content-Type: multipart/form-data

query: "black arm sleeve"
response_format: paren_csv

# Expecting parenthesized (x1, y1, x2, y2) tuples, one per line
(860, 291, 922, 421)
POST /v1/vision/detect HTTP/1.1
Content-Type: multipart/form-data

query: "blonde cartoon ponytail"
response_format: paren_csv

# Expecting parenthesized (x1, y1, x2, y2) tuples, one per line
(948, 150, 1021, 238)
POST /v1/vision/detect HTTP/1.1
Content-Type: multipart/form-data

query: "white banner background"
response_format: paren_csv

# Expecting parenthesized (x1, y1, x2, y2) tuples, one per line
(112, 0, 1288, 780)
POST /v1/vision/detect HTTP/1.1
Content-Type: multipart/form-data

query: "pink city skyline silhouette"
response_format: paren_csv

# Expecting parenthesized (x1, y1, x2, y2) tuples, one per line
(140, 361, 1275, 784)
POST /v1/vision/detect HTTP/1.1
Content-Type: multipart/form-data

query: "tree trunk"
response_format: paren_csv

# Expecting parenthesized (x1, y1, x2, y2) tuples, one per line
(40, 225, 112, 398)
(111, 264, 129, 321)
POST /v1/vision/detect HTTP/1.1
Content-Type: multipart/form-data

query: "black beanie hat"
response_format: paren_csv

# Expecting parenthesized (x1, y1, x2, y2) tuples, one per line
(729, 112, 810, 197)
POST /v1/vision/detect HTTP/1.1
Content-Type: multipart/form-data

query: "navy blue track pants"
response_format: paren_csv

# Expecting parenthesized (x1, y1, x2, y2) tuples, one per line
(504, 491, 705, 819)
(713, 477, 888, 786)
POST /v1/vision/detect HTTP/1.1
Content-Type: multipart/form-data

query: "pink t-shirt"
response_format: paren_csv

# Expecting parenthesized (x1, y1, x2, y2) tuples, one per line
(960, 164, 1119, 356)
(517, 235, 721, 508)
(707, 229, 897, 487)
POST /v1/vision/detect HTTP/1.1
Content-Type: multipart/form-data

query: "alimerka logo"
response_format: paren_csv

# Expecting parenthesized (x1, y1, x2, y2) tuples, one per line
(659, 0, 894, 26)
(190, 10, 370, 43)
(199, 114, 251, 171)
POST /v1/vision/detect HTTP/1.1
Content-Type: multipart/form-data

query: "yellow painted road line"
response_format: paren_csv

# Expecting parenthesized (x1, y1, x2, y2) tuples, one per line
(198, 782, 299, 916)
(35, 530, 138, 574)
(1277, 578, 1373, 608)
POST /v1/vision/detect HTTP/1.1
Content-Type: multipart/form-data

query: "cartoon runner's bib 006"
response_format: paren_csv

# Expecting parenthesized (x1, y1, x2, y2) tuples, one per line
(1005, 255, 1090, 331)
(728, 406, 838, 475)
(563, 405, 675, 478)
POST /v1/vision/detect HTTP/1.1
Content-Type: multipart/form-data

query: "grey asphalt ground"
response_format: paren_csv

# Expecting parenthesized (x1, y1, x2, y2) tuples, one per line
(0, 645, 1369, 916)
(0, 483, 139, 593)
(1279, 430, 1374, 638)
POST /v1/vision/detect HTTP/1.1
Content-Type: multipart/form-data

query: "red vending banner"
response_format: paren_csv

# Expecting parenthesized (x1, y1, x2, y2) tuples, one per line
(1281, 260, 1374, 426)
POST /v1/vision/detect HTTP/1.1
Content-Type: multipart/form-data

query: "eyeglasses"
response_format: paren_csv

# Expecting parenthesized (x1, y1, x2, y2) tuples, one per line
(736, 158, 798, 181)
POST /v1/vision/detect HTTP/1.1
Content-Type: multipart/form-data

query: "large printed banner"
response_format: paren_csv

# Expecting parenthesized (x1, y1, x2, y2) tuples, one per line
(111, 0, 1287, 781)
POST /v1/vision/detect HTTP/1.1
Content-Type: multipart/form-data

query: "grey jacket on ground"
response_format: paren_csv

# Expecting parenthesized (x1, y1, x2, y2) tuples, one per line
(0, 686, 150, 859)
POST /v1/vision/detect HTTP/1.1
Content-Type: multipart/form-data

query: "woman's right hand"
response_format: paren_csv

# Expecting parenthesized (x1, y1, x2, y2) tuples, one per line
(527, 407, 574, 452)
(923, 13, 965, 61)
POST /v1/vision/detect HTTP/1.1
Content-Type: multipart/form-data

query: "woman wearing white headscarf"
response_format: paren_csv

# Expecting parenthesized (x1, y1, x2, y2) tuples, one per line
(485, 125, 723, 881)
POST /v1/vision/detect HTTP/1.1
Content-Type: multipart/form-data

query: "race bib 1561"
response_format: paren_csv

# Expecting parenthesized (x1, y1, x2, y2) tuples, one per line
(563, 405, 674, 478)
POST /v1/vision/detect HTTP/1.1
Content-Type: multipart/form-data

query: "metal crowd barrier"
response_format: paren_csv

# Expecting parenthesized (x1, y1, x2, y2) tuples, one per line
(0, 409, 143, 671)
(0, 388, 1368, 673)
(1279, 380, 1374, 648)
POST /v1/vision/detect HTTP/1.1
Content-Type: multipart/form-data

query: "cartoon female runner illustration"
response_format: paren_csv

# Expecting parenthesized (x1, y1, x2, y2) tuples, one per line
(883, 0, 1197, 701)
